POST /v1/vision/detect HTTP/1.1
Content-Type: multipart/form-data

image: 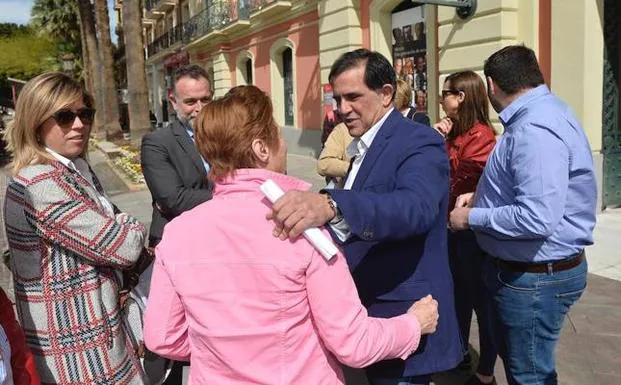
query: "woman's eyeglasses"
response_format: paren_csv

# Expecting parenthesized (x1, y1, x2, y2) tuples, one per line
(440, 89, 462, 99)
(52, 108, 96, 126)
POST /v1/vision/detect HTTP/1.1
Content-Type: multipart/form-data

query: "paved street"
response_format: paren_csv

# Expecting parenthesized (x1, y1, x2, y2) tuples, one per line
(1, 148, 620, 384)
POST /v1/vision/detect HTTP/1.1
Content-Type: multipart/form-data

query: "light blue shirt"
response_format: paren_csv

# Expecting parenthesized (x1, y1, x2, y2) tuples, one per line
(469, 85, 597, 262)
(185, 125, 211, 173)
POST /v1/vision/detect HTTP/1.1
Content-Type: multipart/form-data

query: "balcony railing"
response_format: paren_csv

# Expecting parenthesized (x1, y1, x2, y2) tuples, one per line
(147, 23, 183, 57)
(247, 0, 278, 13)
(183, 0, 249, 44)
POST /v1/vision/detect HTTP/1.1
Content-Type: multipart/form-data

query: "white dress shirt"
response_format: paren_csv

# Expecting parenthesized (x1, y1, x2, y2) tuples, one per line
(331, 108, 394, 241)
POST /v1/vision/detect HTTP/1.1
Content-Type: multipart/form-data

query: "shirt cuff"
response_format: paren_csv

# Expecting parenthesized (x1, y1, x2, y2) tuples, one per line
(468, 208, 491, 230)
(394, 313, 422, 360)
(329, 217, 351, 242)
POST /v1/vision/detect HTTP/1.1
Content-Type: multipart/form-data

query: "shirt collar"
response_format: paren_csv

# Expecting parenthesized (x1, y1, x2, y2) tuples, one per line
(214, 168, 311, 197)
(46, 148, 77, 171)
(499, 84, 550, 126)
(185, 125, 194, 139)
(346, 107, 394, 158)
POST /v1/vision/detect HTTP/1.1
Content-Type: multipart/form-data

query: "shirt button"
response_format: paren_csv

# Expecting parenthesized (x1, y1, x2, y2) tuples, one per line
(362, 230, 373, 239)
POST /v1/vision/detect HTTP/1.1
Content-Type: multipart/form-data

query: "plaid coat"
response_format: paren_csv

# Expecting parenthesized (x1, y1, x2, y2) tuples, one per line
(4, 161, 147, 385)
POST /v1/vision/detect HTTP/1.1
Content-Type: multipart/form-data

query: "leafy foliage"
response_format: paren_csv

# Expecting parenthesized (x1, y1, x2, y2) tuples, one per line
(0, 27, 60, 80)
(30, 0, 84, 80)
(31, 0, 81, 55)
(0, 23, 29, 38)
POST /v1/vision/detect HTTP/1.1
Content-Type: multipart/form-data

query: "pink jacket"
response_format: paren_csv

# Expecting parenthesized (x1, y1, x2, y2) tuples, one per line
(144, 169, 422, 385)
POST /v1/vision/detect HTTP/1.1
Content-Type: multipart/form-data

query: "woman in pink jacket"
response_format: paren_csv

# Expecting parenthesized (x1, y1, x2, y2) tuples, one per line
(144, 85, 439, 385)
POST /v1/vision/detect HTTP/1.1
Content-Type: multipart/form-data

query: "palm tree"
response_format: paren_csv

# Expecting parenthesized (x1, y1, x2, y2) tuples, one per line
(31, 0, 84, 82)
(30, 0, 81, 56)
(77, 14, 93, 93)
(77, 0, 106, 138)
(123, 0, 151, 141)
(94, 0, 123, 140)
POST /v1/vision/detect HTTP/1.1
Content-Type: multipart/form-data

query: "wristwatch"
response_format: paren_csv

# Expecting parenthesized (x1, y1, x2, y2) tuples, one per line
(323, 192, 344, 224)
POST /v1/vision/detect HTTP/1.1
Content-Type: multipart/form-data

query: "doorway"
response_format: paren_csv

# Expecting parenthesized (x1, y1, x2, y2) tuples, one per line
(603, 0, 621, 207)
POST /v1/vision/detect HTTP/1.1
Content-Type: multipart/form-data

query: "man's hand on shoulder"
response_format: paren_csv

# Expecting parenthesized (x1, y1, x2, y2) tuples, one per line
(266, 190, 335, 240)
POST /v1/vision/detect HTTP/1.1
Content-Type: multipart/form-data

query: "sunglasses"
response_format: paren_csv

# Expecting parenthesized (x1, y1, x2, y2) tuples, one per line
(440, 89, 462, 99)
(52, 108, 96, 126)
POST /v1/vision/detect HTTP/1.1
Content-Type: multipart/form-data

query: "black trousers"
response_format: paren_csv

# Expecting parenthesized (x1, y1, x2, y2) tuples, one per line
(448, 230, 498, 376)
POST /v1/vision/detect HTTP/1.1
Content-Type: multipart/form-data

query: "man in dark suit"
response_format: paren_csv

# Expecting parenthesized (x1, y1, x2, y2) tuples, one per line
(140, 64, 213, 384)
(268, 49, 462, 385)
(141, 65, 213, 247)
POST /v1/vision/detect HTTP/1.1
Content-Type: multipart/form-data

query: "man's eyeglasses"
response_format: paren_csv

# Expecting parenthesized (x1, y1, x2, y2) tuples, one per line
(440, 89, 462, 99)
(52, 108, 96, 126)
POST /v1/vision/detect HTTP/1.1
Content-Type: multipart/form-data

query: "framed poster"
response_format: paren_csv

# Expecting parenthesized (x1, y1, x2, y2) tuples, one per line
(392, 4, 428, 113)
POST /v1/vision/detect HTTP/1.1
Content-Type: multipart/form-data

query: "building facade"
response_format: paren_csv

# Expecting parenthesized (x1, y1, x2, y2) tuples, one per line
(138, 0, 620, 209)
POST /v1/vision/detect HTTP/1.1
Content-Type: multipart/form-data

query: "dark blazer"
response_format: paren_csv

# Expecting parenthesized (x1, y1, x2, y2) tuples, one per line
(328, 110, 462, 378)
(141, 120, 213, 246)
(405, 106, 431, 127)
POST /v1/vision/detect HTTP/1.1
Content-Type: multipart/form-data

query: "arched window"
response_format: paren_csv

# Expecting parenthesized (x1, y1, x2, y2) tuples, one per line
(236, 51, 254, 86)
(245, 58, 253, 85)
(282, 47, 293, 126)
(269, 38, 296, 127)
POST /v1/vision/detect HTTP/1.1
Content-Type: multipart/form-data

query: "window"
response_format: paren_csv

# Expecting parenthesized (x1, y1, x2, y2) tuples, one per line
(236, 51, 254, 86)
(282, 47, 294, 126)
(245, 58, 253, 85)
(269, 38, 296, 127)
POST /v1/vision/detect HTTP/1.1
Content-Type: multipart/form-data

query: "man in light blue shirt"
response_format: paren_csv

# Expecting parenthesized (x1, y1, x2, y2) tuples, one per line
(449, 45, 596, 385)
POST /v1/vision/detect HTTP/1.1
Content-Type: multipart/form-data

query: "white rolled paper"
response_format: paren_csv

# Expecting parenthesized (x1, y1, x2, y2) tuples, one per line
(260, 179, 339, 261)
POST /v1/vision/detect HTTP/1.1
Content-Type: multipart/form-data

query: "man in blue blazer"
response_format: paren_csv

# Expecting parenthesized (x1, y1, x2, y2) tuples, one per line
(269, 49, 462, 385)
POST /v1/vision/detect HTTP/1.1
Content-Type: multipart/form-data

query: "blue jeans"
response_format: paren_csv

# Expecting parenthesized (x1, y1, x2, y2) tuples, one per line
(448, 230, 497, 376)
(483, 255, 587, 385)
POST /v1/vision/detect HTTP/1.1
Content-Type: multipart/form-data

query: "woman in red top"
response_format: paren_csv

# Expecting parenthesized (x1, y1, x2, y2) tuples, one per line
(0, 288, 40, 385)
(433, 71, 497, 385)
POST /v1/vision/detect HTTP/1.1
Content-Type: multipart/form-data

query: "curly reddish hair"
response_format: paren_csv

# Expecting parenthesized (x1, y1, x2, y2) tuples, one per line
(194, 85, 280, 181)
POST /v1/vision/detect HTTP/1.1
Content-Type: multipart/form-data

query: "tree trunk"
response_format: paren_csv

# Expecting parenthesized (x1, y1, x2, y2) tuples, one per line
(123, 0, 151, 143)
(78, 14, 93, 93)
(94, 0, 123, 141)
(77, 0, 105, 139)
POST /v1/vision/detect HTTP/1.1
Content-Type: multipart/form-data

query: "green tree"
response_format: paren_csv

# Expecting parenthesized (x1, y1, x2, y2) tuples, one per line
(0, 29, 60, 80)
(30, 0, 81, 55)
(0, 23, 29, 38)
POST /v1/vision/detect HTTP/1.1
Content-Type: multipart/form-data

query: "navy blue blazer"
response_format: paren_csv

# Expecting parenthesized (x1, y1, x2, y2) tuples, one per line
(328, 109, 462, 377)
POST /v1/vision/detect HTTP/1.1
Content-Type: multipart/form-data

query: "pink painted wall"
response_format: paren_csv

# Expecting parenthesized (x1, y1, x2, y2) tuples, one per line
(196, 11, 321, 130)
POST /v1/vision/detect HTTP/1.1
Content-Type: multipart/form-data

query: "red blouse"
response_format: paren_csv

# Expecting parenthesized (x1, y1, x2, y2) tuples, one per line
(447, 122, 496, 211)
(0, 288, 40, 385)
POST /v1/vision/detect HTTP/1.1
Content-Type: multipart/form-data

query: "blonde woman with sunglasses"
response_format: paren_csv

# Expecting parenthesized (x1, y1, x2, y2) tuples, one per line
(3, 72, 149, 384)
